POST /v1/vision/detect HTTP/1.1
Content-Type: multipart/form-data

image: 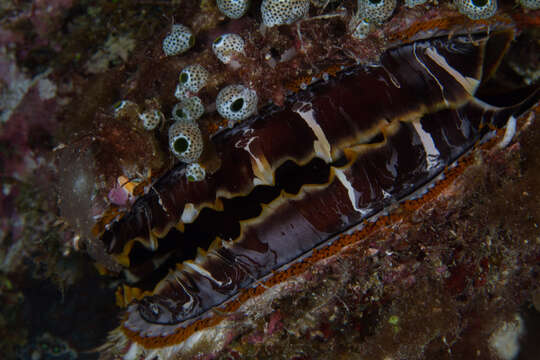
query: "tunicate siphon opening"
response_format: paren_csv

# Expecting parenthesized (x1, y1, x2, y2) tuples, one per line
(472, 0, 488, 6)
(174, 137, 189, 154)
(230, 98, 244, 112)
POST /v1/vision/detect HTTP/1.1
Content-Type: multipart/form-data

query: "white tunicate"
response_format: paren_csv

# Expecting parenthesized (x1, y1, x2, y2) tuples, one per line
(454, 0, 497, 20)
(186, 163, 206, 182)
(261, 0, 310, 27)
(139, 109, 164, 130)
(178, 64, 209, 93)
(168, 120, 204, 163)
(172, 97, 205, 122)
(162, 24, 195, 56)
(216, 84, 258, 122)
(212, 34, 246, 64)
(217, 0, 250, 19)
(357, 0, 397, 24)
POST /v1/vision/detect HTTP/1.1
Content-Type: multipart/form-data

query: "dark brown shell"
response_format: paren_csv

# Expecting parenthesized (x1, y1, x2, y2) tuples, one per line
(97, 29, 539, 352)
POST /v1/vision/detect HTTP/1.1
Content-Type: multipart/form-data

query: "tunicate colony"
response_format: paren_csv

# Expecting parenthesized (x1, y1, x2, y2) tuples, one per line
(112, 0, 516, 183)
